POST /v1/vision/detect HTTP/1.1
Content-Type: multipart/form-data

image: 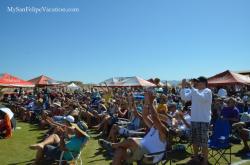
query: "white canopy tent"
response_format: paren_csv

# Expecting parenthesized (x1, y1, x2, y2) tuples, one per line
(67, 83, 80, 91)
(121, 76, 156, 87)
(97, 76, 156, 87)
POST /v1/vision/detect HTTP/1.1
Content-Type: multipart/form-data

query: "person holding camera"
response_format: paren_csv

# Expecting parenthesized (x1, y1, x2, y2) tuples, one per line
(180, 77, 212, 165)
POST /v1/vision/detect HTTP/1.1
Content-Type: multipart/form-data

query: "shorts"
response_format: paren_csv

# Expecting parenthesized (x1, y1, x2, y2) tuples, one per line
(126, 138, 149, 163)
(43, 144, 62, 160)
(191, 122, 209, 147)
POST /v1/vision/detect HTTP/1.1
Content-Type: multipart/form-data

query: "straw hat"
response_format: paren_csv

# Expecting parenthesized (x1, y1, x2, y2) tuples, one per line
(52, 101, 61, 107)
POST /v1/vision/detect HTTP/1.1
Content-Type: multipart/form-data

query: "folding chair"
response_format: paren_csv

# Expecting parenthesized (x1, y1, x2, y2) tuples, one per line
(57, 146, 84, 165)
(137, 148, 173, 165)
(136, 131, 172, 165)
(138, 151, 167, 165)
(208, 119, 232, 165)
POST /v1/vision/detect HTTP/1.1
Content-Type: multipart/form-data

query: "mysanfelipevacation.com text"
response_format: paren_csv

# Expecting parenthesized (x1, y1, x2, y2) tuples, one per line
(6, 6, 80, 14)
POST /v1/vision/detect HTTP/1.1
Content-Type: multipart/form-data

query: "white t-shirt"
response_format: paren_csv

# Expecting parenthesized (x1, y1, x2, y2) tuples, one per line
(180, 87, 212, 123)
(141, 127, 167, 163)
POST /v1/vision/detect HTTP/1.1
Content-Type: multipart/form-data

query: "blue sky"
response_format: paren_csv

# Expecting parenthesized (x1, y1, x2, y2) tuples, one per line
(0, 0, 250, 83)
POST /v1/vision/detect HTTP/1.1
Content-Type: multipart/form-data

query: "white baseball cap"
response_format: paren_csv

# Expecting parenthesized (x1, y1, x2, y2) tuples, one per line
(64, 115, 75, 123)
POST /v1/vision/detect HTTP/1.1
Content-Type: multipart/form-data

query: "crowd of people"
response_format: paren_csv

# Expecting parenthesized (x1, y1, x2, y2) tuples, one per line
(0, 77, 250, 165)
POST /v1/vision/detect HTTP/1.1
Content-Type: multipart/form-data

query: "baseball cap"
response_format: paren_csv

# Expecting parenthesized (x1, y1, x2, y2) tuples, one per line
(64, 115, 75, 123)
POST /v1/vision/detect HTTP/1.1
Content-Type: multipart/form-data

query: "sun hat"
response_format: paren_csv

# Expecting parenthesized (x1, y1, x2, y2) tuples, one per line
(71, 121, 89, 137)
(53, 101, 61, 107)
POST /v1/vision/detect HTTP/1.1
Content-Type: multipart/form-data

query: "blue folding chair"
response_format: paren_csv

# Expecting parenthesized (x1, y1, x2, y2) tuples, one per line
(209, 119, 232, 164)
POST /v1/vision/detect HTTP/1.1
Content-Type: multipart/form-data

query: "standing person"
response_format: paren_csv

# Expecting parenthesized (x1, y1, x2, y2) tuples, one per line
(180, 77, 212, 165)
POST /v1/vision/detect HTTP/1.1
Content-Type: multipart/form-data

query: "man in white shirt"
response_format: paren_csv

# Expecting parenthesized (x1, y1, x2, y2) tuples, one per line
(180, 76, 212, 165)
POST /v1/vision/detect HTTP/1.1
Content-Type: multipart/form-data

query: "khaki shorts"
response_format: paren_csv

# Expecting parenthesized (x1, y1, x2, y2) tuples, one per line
(126, 138, 149, 163)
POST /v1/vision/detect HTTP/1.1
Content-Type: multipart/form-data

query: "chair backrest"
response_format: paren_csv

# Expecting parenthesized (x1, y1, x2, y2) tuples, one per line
(212, 119, 231, 139)
(210, 119, 231, 148)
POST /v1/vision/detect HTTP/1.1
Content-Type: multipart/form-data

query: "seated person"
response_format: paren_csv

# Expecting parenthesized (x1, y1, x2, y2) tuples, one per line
(99, 91, 168, 165)
(93, 99, 120, 136)
(43, 115, 76, 138)
(29, 121, 89, 164)
(20, 98, 43, 122)
(108, 103, 143, 142)
(233, 121, 250, 152)
(156, 94, 168, 115)
(221, 97, 240, 124)
(159, 102, 178, 128)
(0, 108, 14, 139)
(172, 109, 191, 139)
(84, 99, 108, 125)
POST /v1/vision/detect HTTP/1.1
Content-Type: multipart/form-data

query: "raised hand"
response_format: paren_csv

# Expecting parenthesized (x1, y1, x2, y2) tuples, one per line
(148, 90, 156, 104)
(181, 79, 187, 88)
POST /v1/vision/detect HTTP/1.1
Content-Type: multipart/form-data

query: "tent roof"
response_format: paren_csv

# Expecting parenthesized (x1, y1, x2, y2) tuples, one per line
(97, 76, 156, 87)
(0, 73, 34, 87)
(208, 70, 250, 86)
(67, 83, 78, 87)
(28, 75, 59, 86)
(98, 77, 130, 87)
(67, 83, 80, 88)
(122, 76, 156, 87)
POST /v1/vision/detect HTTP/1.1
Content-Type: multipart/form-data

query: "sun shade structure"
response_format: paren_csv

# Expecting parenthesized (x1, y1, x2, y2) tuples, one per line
(97, 76, 156, 87)
(208, 70, 250, 86)
(67, 83, 81, 91)
(0, 73, 34, 87)
(28, 75, 60, 87)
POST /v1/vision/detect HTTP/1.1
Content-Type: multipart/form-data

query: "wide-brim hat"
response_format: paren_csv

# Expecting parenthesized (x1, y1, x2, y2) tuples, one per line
(52, 102, 61, 107)
(71, 121, 89, 138)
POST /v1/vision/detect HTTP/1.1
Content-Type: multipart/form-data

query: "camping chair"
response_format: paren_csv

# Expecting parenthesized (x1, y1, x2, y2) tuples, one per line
(117, 118, 131, 126)
(208, 119, 232, 165)
(116, 117, 146, 138)
(137, 148, 174, 165)
(136, 131, 173, 165)
(57, 149, 83, 165)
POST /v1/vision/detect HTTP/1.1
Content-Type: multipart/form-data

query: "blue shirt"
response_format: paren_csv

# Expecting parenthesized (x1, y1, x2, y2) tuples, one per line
(63, 135, 89, 160)
(221, 106, 239, 120)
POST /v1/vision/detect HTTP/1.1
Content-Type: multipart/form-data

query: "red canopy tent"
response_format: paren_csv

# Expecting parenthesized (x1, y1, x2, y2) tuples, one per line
(0, 73, 34, 87)
(208, 70, 250, 87)
(28, 75, 60, 87)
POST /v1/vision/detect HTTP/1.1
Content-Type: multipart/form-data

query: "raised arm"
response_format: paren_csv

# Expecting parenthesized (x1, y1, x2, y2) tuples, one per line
(148, 92, 168, 141)
(132, 102, 143, 120)
(180, 79, 192, 101)
(142, 92, 153, 128)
